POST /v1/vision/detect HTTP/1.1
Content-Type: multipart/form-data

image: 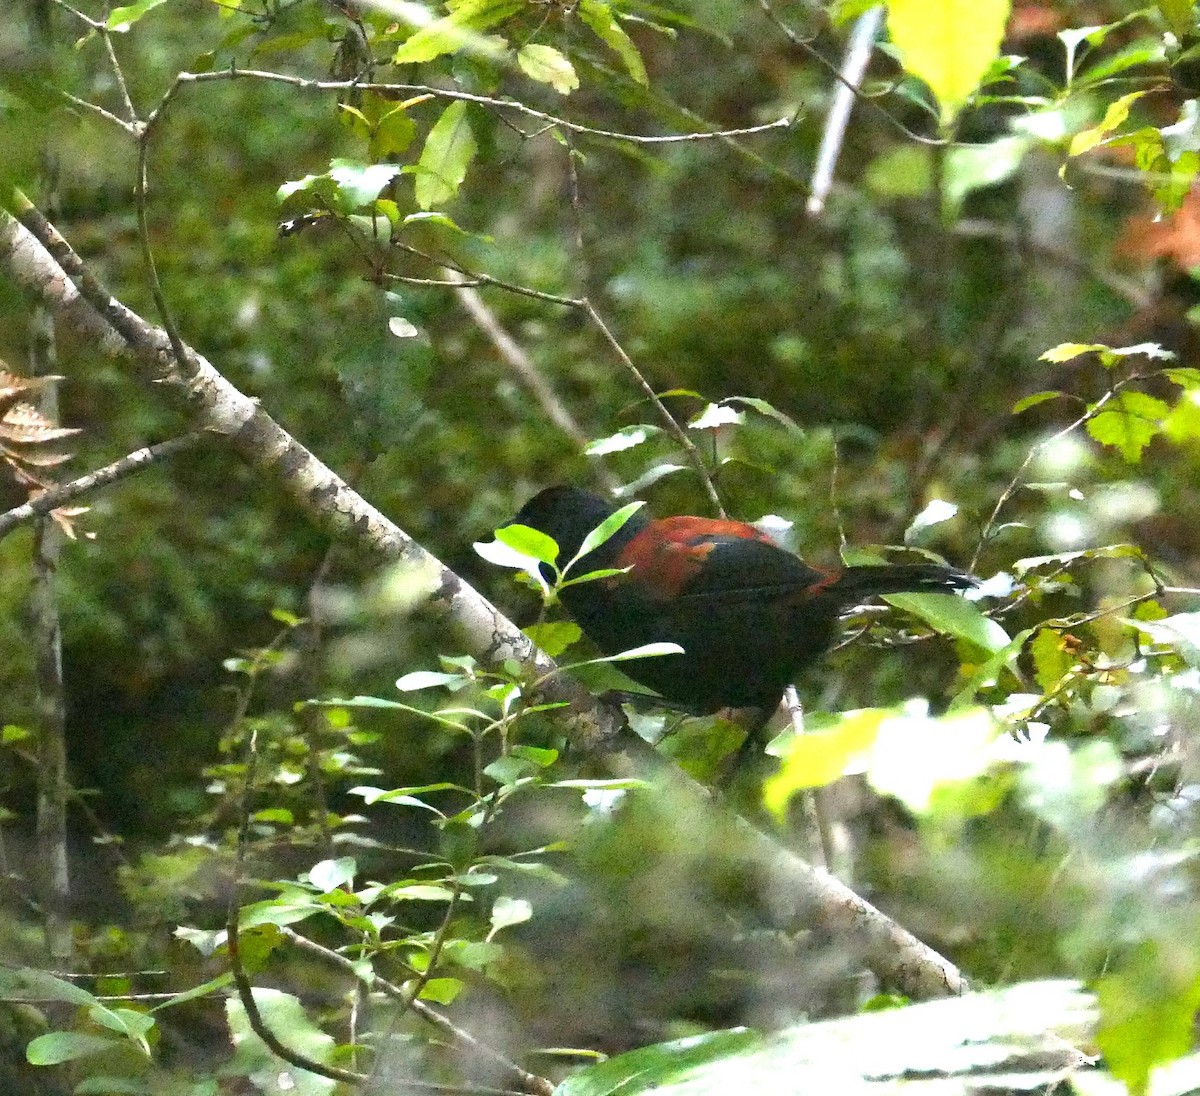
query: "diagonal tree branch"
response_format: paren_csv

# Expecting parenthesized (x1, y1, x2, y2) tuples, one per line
(0, 433, 204, 541)
(0, 192, 967, 1001)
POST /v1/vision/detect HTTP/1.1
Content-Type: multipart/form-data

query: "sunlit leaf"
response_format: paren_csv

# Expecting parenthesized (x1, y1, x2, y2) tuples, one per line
(106, 0, 169, 32)
(574, 501, 644, 561)
(585, 424, 662, 454)
(886, 0, 1011, 123)
(1068, 90, 1149, 157)
(489, 895, 533, 937)
(1012, 390, 1066, 414)
(1086, 390, 1169, 463)
(396, 670, 468, 691)
(413, 100, 477, 210)
(1096, 945, 1200, 1096)
(688, 402, 744, 430)
(578, 0, 649, 85)
(764, 708, 888, 816)
(904, 499, 958, 543)
(393, 0, 521, 63)
(517, 44, 579, 94)
(307, 857, 355, 893)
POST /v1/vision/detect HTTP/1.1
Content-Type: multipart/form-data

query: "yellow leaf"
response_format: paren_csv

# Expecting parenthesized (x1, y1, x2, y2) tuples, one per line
(1068, 90, 1149, 158)
(886, 0, 1011, 125)
(762, 708, 888, 819)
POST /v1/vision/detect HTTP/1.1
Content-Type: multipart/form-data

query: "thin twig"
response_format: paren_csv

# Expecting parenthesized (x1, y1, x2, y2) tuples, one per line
(581, 299, 726, 517)
(757, 0, 943, 147)
(782, 686, 836, 871)
(388, 244, 583, 307)
(279, 927, 555, 1096)
(0, 433, 204, 540)
(971, 386, 1121, 571)
(807, 6, 884, 216)
(450, 278, 623, 496)
(56, 90, 139, 135)
(170, 70, 790, 145)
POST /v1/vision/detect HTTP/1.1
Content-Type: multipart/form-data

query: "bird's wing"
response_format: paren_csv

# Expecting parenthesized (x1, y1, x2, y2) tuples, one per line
(616, 518, 831, 603)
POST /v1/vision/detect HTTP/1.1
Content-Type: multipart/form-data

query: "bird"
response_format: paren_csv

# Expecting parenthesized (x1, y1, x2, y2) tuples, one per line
(506, 485, 976, 737)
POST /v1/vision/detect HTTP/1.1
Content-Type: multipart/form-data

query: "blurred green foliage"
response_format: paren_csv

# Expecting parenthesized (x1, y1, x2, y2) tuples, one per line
(5, 0, 1200, 1092)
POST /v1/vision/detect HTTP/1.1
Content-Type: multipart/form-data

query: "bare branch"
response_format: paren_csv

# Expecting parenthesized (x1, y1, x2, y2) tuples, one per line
(807, 6, 884, 216)
(171, 69, 792, 145)
(0, 433, 204, 541)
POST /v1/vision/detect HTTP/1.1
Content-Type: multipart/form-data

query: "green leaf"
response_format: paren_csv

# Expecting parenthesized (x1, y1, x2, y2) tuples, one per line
(578, 0, 649, 85)
(886, 0, 1011, 124)
(226, 989, 338, 1096)
(489, 895, 533, 936)
(1165, 367, 1200, 388)
(944, 135, 1031, 216)
(1068, 90, 1149, 157)
(369, 881, 459, 902)
(495, 523, 560, 565)
(413, 100, 477, 210)
(1164, 390, 1200, 444)
(556, 1027, 762, 1096)
(1029, 627, 1075, 692)
(484, 755, 536, 785)
(884, 590, 1010, 654)
(866, 144, 933, 198)
(573, 501, 645, 563)
(1085, 390, 1169, 463)
(106, 0, 170, 32)
(1159, 0, 1195, 36)
(393, 0, 522, 63)
(510, 745, 559, 767)
(1076, 39, 1166, 87)
(524, 620, 582, 657)
(585, 424, 662, 454)
(764, 708, 889, 815)
(1012, 390, 1066, 414)
(417, 977, 464, 1004)
(1096, 946, 1200, 1096)
(725, 396, 806, 435)
(26, 1031, 121, 1065)
(517, 44, 579, 94)
(238, 897, 325, 928)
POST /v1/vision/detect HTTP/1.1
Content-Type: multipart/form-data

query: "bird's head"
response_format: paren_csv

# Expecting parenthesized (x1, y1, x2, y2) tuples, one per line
(507, 485, 647, 571)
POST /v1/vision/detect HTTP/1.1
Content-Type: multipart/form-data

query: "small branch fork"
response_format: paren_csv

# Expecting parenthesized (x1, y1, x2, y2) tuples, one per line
(0, 433, 204, 541)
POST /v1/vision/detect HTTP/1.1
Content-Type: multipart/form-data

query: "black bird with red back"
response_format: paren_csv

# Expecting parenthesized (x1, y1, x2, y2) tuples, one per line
(508, 485, 976, 730)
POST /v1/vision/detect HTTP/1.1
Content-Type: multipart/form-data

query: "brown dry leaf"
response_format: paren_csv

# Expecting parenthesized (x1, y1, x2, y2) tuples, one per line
(0, 370, 39, 404)
(49, 505, 90, 539)
(0, 401, 83, 444)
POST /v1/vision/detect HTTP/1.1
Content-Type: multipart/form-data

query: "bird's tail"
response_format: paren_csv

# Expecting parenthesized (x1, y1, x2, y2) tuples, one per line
(829, 563, 976, 601)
